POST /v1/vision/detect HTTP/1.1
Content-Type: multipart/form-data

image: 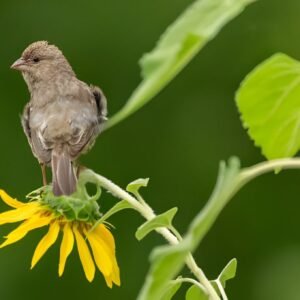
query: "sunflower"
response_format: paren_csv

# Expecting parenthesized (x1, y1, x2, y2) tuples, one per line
(0, 188, 120, 287)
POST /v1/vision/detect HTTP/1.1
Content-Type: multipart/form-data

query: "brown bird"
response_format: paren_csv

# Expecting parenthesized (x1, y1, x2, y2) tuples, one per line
(11, 41, 107, 196)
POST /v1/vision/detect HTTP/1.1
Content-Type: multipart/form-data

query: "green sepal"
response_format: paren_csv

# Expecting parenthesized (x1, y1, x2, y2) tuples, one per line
(29, 182, 102, 222)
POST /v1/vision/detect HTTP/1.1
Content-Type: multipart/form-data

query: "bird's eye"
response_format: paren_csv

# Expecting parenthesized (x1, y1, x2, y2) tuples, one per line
(33, 57, 40, 63)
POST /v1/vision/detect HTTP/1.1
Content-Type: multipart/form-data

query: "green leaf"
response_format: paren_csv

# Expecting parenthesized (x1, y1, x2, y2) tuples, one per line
(185, 285, 208, 300)
(137, 238, 192, 300)
(137, 158, 242, 300)
(160, 280, 182, 300)
(126, 178, 149, 194)
(136, 207, 178, 240)
(90, 200, 133, 231)
(236, 53, 300, 159)
(185, 157, 241, 250)
(106, 0, 256, 130)
(210, 258, 237, 296)
(218, 258, 237, 287)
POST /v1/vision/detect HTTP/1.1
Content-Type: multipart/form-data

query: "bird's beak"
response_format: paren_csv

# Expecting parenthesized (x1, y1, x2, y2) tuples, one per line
(10, 58, 26, 70)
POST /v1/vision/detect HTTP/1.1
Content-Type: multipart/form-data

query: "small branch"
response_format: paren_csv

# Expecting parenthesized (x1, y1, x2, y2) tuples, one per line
(80, 158, 300, 299)
(216, 280, 227, 300)
(175, 276, 206, 291)
(185, 254, 219, 298)
(239, 158, 300, 183)
(170, 225, 183, 241)
(80, 169, 220, 300)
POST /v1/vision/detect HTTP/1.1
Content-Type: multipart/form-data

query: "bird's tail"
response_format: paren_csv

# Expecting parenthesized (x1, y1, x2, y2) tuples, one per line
(51, 148, 77, 196)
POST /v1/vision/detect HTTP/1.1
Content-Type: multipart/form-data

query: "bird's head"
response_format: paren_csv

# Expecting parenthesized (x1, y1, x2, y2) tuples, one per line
(11, 41, 75, 87)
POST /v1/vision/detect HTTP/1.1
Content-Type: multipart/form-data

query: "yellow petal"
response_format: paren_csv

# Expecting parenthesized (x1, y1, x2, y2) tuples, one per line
(111, 259, 121, 286)
(31, 221, 60, 269)
(58, 223, 74, 277)
(0, 214, 52, 248)
(86, 229, 113, 278)
(101, 265, 120, 288)
(73, 225, 95, 282)
(93, 225, 120, 286)
(94, 224, 115, 251)
(0, 189, 24, 208)
(104, 276, 113, 288)
(0, 203, 40, 225)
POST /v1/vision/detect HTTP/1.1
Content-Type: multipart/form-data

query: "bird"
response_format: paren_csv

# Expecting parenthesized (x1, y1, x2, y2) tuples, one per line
(11, 41, 107, 196)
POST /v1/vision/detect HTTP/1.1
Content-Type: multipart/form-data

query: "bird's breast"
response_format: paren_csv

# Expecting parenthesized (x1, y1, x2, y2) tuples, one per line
(30, 99, 97, 144)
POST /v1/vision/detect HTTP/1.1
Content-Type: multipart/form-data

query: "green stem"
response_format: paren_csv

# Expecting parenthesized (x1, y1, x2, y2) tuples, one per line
(170, 225, 183, 241)
(175, 277, 206, 291)
(184, 158, 300, 255)
(80, 158, 300, 300)
(239, 158, 300, 183)
(216, 280, 227, 300)
(80, 168, 220, 299)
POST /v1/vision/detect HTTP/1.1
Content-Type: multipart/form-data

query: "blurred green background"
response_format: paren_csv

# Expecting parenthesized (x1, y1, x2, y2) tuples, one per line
(0, 0, 300, 299)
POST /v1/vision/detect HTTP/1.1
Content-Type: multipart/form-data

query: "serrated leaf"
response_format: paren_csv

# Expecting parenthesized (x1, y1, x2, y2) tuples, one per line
(136, 208, 178, 241)
(161, 280, 182, 300)
(185, 285, 208, 300)
(236, 53, 300, 159)
(106, 0, 255, 130)
(90, 200, 133, 231)
(126, 178, 149, 194)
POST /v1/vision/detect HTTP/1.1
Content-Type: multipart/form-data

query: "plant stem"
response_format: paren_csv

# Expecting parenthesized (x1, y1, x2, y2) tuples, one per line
(186, 254, 219, 298)
(216, 280, 227, 300)
(239, 158, 300, 183)
(81, 169, 220, 299)
(80, 158, 300, 300)
(175, 277, 206, 291)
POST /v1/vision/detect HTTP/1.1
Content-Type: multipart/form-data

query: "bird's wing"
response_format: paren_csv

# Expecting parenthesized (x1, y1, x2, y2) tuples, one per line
(89, 84, 107, 122)
(21, 103, 51, 164)
(21, 102, 31, 142)
(30, 129, 52, 164)
(67, 84, 107, 158)
(68, 124, 98, 158)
